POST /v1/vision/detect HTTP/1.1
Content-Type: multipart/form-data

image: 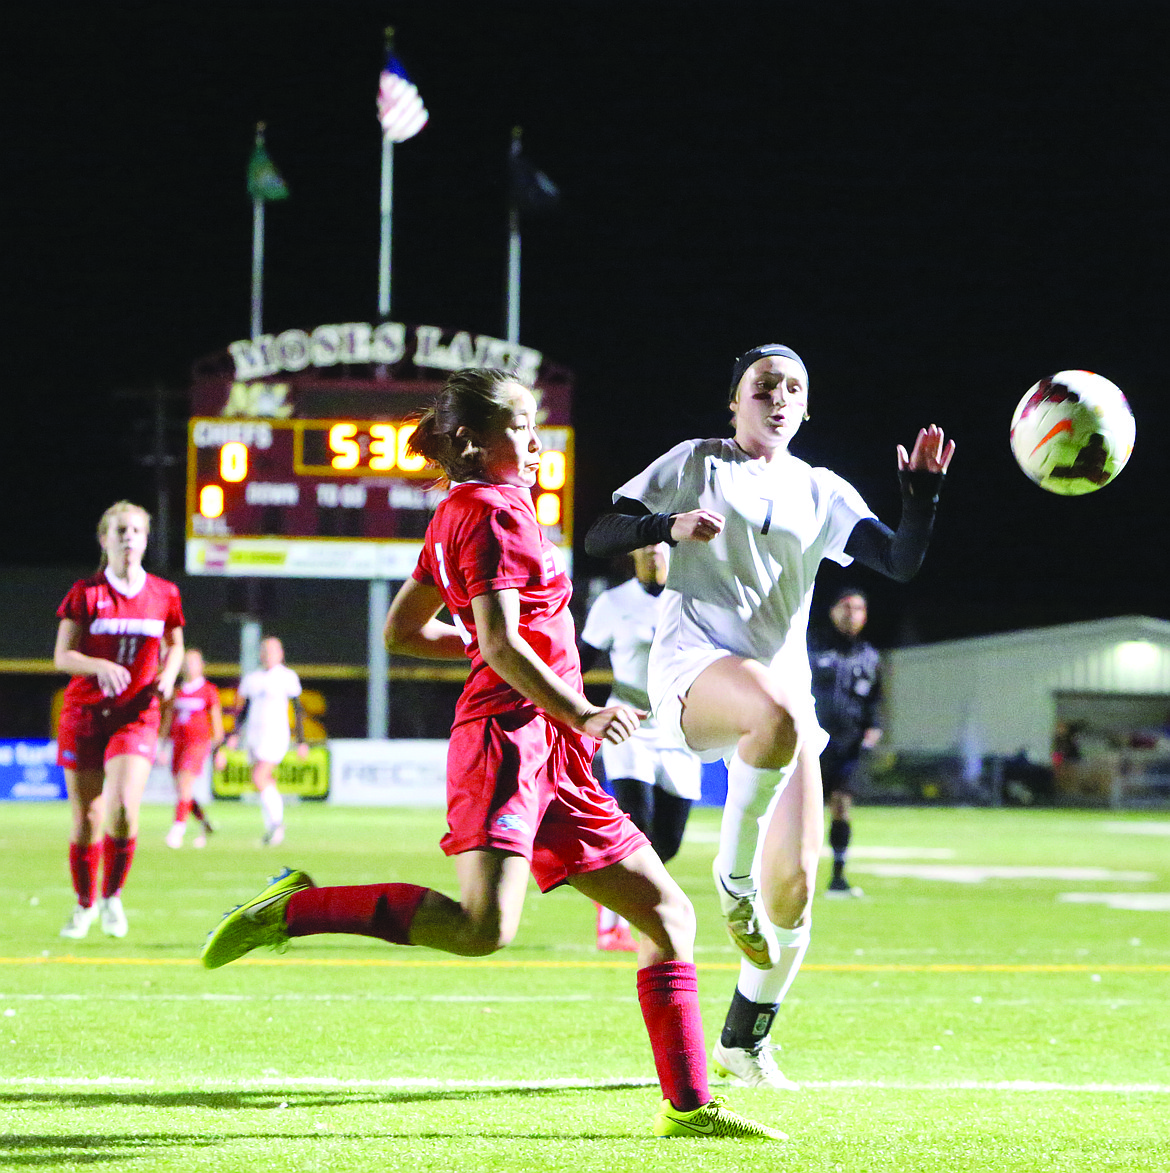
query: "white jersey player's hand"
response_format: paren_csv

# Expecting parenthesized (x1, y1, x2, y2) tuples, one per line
(582, 703, 646, 745)
(95, 660, 132, 697)
(670, 509, 725, 544)
(897, 424, 955, 474)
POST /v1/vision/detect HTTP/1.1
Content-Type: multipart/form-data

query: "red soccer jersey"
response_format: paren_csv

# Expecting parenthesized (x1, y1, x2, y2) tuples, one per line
(57, 572, 185, 710)
(413, 483, 580, 727)
(170, 679, 220, 745)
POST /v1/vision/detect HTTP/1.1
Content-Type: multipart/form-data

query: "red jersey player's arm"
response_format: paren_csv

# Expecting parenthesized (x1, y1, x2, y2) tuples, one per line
(209, 692, 225, 745)
(157, 696, 175, 742)
(384, 578, 469, 661)
(53, 617, 131, 698)
(156, 627, 184, 701)
(470, 588, 644, 746)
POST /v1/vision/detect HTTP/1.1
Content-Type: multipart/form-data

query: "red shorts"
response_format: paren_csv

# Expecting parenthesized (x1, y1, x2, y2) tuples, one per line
(57, 696, 161, 771)
(172, 733, 213, 775)
(443, 708, 649, 892)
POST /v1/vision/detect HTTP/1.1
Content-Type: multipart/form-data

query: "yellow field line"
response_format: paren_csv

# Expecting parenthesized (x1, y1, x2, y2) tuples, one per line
(2, 956, 1168, 973)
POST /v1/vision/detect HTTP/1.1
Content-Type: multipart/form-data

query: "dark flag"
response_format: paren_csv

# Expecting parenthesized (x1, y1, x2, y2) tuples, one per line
(247, 127, 289, 202)
(509, 147, 560, 214)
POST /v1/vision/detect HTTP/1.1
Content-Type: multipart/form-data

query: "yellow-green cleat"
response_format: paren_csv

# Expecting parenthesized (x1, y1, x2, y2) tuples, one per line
(652, 1095, 789, 1140)
(201, 867, 315, 970)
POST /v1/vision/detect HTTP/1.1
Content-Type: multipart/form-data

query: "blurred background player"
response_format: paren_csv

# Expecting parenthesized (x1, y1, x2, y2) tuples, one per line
(202, 369, 787, 1141)
(581, 542, 701, 952)
(54, 501, 184, 939)
(809, 588, 883, 898)
(157, 647, 224, 849)
(226, 636, 308, 847)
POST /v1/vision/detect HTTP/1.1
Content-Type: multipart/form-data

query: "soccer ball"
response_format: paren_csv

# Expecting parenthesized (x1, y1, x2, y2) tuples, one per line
(1009, 370, 1135, 495)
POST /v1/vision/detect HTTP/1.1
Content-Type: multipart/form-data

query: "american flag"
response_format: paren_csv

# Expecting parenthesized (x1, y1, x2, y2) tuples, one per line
(377, 53, 428, 142)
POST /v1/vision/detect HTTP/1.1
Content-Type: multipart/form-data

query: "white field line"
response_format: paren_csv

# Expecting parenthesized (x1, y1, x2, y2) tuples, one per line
(3, 1075, 1169, 1095)
(1058, 892, 1170, 911)
(1103, 821, 1170, 836)
(848, 864, 1156, 883)
(0, 992, 601, 1002)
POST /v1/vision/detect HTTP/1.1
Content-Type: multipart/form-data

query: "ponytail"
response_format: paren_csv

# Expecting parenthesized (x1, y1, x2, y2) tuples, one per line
(407, 368, 526, 484)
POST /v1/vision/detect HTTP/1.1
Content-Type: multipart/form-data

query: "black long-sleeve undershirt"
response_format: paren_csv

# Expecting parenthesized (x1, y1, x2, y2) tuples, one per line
(583, 470, 944, 584)
(583, 503, 674, 556)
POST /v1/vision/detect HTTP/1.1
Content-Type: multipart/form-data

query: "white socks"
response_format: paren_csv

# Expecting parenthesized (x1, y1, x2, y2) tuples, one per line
(259, 785, 284, 833)
(735, 923, 811, 1006)
(597, 905, 628, 933)
(715, 751, 798, 895)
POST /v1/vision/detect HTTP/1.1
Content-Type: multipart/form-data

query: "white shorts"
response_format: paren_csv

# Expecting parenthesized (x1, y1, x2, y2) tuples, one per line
(247, 733, 290, 766)
(648, 640, 828, 765)
(600, 725, 702, 800)
(649, 644, 736, 764)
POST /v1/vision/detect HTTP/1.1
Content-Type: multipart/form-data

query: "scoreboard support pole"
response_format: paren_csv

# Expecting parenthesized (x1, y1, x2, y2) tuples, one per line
(367, 578, 392, 739)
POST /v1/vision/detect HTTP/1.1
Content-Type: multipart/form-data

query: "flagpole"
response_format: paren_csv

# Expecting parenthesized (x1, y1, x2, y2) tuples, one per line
(243, 120, 269, 679)
(250, 122, 267, 343)
(506, 127, 522, 345)
(368, 27, 428, 741)
(368, 28, 398, 742)
(378, 137, 394, 319)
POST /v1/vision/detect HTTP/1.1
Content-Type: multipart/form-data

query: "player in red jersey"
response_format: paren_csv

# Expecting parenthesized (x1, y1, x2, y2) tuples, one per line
(54, 501, 185, 940)
(201, 370, 787, 1142)
(157, 648, 223, 849)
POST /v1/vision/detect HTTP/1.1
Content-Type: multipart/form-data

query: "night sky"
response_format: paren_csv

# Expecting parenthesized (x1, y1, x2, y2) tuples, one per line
(5, 1, 1168, 647)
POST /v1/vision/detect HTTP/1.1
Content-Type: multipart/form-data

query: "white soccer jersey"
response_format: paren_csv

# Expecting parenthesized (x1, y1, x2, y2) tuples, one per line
(238, 664, 302, 762)
(581, 577, 662, 712)
(616, 438, 874, 682)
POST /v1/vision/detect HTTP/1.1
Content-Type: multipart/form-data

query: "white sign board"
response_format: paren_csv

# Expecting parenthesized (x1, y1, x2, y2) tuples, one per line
(329, 739, 447, 807)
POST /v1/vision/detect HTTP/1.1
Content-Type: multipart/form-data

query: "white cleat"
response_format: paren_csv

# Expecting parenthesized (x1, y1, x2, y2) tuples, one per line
(712, 861, 779, 968)
(165, 823, 186, 849)
(261, 825, 285, 848)
(713, 1040, 800, 1091)
(99, 895, 129, 938)
(60, 904, 98, 940)
(192, 834, 207, 849)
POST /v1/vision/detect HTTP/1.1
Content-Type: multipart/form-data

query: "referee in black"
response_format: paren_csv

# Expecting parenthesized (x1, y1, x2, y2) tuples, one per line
(810, 587, 883, 898)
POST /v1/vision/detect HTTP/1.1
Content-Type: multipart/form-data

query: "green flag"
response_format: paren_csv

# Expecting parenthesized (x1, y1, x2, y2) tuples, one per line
(247, 138, 289, 202)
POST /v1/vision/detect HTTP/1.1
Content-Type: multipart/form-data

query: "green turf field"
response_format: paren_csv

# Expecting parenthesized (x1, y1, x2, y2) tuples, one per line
(1, 801, 1166, 1171)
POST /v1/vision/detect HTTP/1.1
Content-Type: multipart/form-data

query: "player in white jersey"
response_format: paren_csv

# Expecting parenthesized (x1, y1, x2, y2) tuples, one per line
(226, 636, 308, 846)
(581, 543, 702, 951)
(586, 343, 955, 1089)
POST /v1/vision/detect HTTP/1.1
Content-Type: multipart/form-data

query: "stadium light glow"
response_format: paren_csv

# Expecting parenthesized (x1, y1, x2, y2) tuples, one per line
(1115, 640, 1160, 671)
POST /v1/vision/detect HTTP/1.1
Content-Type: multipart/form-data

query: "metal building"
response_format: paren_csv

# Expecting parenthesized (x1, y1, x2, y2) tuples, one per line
(885, 616, 1170, 765)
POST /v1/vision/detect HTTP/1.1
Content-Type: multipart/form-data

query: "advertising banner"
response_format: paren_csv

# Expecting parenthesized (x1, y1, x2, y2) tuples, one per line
(212, 746, 331, 800)
(328, 739, 447, 806)
(0, 740, 66, 801)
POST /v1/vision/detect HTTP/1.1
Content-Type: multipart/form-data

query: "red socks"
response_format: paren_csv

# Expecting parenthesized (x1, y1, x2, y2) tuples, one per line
(174, 799, 192, 824)
(100, 835, 137, 899)
(636, 960, 710, 1112)
(68, 843, 101, 908)
(286, 884, 429, 945)
(70, 837, 137, 903)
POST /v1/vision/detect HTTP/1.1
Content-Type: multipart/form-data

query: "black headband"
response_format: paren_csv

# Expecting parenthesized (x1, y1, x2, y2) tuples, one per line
(730, 344, 808, 395)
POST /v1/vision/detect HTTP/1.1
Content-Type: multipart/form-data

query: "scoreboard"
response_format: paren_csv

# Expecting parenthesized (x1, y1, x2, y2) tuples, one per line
(184, 322, 576, 580)
(186, 417, 573, 579)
